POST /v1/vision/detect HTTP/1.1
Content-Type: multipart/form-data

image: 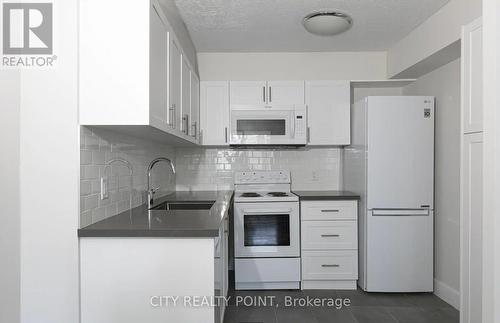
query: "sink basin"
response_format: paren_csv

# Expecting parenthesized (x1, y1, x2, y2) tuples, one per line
(152, 201, 215, 211)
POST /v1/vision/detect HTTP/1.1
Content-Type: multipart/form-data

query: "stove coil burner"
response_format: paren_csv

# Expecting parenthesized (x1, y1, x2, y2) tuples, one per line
(240, 192, 262, 197)
(267, 192, 288, 197)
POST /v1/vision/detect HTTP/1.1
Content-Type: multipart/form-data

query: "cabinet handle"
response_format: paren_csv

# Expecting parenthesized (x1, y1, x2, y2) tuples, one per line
(321, 209, 339, 213)
(269, 86, 272, 102)
(191, 121, 197, 139)
(263, 86, 266, 103)
(225, 127, 228, 143)
(169, 104, 176, 129)
(321, 234, 340, 237)
(322, 264, 340, 268)
(182, 114, 189, 134)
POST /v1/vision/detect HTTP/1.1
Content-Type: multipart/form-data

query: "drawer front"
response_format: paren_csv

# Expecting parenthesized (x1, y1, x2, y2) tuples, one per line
(301, 221, 357, 250)
(302, 250, 358, 280)
(301, 201, 357, 221)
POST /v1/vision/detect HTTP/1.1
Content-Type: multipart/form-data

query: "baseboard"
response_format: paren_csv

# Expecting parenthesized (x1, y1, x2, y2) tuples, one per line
(434, 279, 460, 310)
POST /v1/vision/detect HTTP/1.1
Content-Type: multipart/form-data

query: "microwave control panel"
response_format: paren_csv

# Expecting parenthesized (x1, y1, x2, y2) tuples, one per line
(294, 111, 306, 137)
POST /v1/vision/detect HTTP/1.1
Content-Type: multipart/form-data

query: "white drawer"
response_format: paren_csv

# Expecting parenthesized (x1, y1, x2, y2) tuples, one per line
(301, 200, 357, 221)
(302, 250, 358, 280)
(301, 221, 357, 250)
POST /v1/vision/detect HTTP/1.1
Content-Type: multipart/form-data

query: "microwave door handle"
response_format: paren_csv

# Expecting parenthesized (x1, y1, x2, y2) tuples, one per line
(290, 115, 295, 138)
(243, 209, 293, 214)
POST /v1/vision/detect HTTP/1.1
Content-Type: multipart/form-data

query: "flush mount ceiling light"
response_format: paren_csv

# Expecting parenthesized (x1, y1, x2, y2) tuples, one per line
(303, 11, 353, 36)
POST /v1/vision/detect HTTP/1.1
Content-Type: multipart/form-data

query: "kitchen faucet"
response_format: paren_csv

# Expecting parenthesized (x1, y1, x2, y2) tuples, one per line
(147, 157, 176, 209)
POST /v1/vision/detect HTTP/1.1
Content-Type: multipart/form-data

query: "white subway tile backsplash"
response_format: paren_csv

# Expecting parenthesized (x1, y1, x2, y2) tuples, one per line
(79, 126, 175, 227)
(82, 194, 98, 211)
(92, 151, 106, 165)
(80, 150, 92, 165)
(175, 147, 341, 191)
(80, 210, 92, 227)
(81, 129, 342, 227)
(80, 180, 91, 196)
(92, 207, 106, 223)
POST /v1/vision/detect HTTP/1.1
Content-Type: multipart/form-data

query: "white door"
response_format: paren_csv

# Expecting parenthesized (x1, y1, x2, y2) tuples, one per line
(461, 132, 483, 323)
(230, 81, 267, 107)
(181, 56, 191, 134)
(168, 38, 182, 129)
(462, 18, 483, 133)
(267, 81, 304, 106)
(366, 96, 435, 209)
(190, 71, 200, 139)
(200, 81, 230, 146)
(149, 4, 168, 127)
(305, 81, 350, 145)
(366, 209, 434, 292)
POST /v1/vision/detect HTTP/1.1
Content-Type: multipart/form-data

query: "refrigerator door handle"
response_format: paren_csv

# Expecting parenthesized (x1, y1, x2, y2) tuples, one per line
(371, 209, 430, 216)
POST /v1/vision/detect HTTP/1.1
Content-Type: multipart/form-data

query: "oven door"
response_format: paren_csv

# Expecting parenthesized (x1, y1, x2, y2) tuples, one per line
(234, 202, 300, 258)
(229, 108, 298, 145)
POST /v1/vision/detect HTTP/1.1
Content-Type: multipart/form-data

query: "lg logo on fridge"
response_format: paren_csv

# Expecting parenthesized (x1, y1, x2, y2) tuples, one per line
(1, 1, 57, 67)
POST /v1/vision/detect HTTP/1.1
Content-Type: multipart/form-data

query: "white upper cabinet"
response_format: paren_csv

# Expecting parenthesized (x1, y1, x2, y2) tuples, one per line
(79, 0, 199, 145)
(190, 72, 200, 139)
(305, 81, 351, 145)
(267, 81, 305, 106)
(462, 18, 483, 133)
(149, 5, 169, 127)
(230, 81, 267, 107)
(169, 38, 182, 131)
(181, 56, 191, 135)
(230, 81, 304, 107)
(200, 81, 230, 146)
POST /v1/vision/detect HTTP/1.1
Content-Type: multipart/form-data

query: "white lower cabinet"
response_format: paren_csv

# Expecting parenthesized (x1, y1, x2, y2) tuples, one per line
(214, 216, 229, 323)
(301, 200, 358, 290)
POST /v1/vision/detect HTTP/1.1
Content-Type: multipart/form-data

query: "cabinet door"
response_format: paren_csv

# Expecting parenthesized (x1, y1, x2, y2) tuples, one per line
(149, 4, 169, 127)
(462, 18, 483, 133)
(305, 81, 350, 145)
(230, 81, 267, 107)
(267, 81, 304, 106)
(461, 132, 483, 323)
(190, 71, 200, 139)
(200, 81, 230, 146)
(169, 38, 182, 130)
(181, 56, 191, 135)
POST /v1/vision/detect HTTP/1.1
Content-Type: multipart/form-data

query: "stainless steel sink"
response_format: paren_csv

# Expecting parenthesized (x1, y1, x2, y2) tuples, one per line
(151, 201, 215, 211)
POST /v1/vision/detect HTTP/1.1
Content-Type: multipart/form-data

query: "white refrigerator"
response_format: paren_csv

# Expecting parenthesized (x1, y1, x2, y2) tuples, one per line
(344, 96, 435, 292)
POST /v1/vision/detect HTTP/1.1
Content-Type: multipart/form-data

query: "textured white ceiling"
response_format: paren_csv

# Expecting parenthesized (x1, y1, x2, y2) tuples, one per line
(174, 0, 450, 52)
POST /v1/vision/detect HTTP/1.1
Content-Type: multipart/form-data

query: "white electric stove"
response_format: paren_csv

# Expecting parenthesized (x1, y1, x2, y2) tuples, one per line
(233, 171, 301, 290)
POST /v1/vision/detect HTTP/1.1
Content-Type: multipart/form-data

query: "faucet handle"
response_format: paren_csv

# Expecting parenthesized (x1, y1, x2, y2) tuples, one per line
(149, 186, 161, 194)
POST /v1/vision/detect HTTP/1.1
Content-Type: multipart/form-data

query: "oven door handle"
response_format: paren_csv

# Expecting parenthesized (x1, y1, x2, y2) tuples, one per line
(243, 209, 292, 215)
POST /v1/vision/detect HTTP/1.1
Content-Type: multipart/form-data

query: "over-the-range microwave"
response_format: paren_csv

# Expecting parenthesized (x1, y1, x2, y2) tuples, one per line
(229, 105, 307, 146)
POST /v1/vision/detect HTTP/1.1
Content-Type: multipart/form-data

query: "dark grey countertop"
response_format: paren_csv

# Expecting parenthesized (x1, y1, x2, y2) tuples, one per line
(78, 190, 234, 238)
(292, 190, 360, 201)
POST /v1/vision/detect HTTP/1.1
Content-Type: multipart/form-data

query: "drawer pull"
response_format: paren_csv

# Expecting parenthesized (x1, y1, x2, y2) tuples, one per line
(321, 209, 339, 213)
(321, 234, 340, 238)
(321, 264, 340, 268)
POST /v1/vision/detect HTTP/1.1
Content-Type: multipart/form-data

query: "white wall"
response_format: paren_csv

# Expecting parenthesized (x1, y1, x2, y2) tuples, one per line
(18, 0, 80, 321)
(198, 52, 387, 81)
(387, 0, 481, 78)
(0, 71, 21, 322)
(482, 0, 500, 321)
(403, 59, 461, 307)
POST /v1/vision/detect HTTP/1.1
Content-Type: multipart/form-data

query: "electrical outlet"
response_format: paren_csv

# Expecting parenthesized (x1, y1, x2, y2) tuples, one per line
(100, 176, 109, 200)
(311, 171, 319, 182)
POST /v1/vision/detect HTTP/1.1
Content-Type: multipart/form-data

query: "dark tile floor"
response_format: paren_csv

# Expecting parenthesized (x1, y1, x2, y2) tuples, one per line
(223, 272, 458, 323)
